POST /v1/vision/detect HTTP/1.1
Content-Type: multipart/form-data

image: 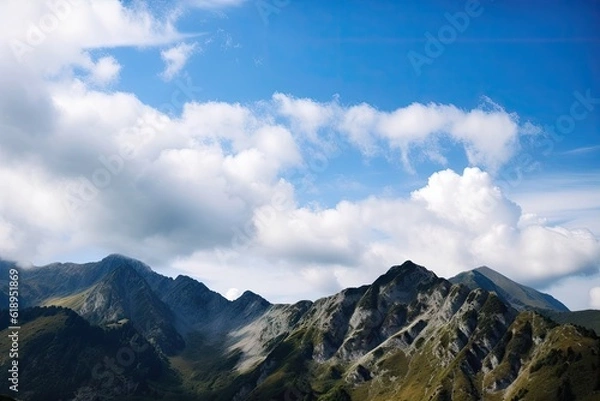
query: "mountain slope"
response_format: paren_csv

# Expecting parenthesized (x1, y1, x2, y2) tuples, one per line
(171, 261, 600, 400)
(0, 254, 159, 309)
(11, 254, 264, 336)
(450, 266, 569, 312)
(540, 309, 600, 336)
(1, 256, 598, 400)
(40, 263, 185, 355)
(0, 306, 174, 401)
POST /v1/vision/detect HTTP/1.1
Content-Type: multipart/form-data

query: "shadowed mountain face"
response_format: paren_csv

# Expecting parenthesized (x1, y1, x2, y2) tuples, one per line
(71, 265, 185, 354)
(0, 306, 169, 401)
(450, 265, 570, 312)
(1, 256, 599, 401)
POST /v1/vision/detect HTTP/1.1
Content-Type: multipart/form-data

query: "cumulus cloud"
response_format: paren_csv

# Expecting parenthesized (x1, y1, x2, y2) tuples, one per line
(590, 287, 600, 309)
(1, 64, 598, 304)
(1, 66, 597, 305)
(0, 0, 184, 168)
(272, 94, 526, 172)
(0, 0, 183, 71)
(273, 93, 339, 141)
(87, 55, 121, 86)
(170, 168, 600, 304)
(160, 42, 198, 81)
(248, 168, 599, 283)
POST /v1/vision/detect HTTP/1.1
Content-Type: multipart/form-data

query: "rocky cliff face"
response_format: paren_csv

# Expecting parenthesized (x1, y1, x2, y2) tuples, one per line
(2, 256, 599, 401)
(212, 261, 599, 400)
(74, 266, 185, 354)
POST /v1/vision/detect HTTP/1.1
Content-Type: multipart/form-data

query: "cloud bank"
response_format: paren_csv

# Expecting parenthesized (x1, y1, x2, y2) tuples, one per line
(0, 0, 598, 308)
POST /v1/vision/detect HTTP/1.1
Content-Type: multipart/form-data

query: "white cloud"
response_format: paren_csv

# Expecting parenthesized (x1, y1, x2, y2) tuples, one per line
(273, 93, 339, 141)
(160, 42, 198, 81)
(338, 103, 379, 156)
(590, 287, 600, 309)
(225, 287, 241, 300)
(373, 101, 521, 172)
(272, 94, 528, 172)
(1, 66, 597, 305)
(1, 59, 597, 305)
(411, 167, 521, 231)
(250, 168, 599, 283)
(171, 168, 600, 304)
(87, 55, 121, 86)
(0, 217, 17, 255)
(0, 0, 184, 72)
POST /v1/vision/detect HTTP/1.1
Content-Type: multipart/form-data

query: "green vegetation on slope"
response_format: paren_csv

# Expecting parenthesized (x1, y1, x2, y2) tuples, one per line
(0, 307, 175, 401)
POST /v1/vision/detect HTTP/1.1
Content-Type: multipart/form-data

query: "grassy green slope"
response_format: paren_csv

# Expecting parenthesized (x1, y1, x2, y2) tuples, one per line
(228, 309, 600, 401)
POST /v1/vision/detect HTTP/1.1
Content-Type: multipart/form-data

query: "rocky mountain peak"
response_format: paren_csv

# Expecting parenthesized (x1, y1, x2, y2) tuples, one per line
(100, 253, 153, 273)
(173, 274, 211, 291)
(234, 290, 270, 305)
(371, 260, 438, 294)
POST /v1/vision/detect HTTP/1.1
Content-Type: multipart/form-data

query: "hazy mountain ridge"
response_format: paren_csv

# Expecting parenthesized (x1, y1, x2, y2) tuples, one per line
(1, 256, 599, 400)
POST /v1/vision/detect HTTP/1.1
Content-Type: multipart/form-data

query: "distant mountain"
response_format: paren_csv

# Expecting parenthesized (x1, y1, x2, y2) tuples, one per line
(450, 265, 569, 312)
(1, 256, 598, 400)
(540, 309, 600, 336)
(44, 264, 186, 354)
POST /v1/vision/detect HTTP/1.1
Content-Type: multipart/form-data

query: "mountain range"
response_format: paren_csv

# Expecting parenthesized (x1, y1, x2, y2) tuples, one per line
(1, 254, 599, 401)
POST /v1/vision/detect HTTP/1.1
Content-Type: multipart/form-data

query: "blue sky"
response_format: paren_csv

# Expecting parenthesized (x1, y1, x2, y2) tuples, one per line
(0, 0, 599, 309)
(120, 0, 600, 199)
